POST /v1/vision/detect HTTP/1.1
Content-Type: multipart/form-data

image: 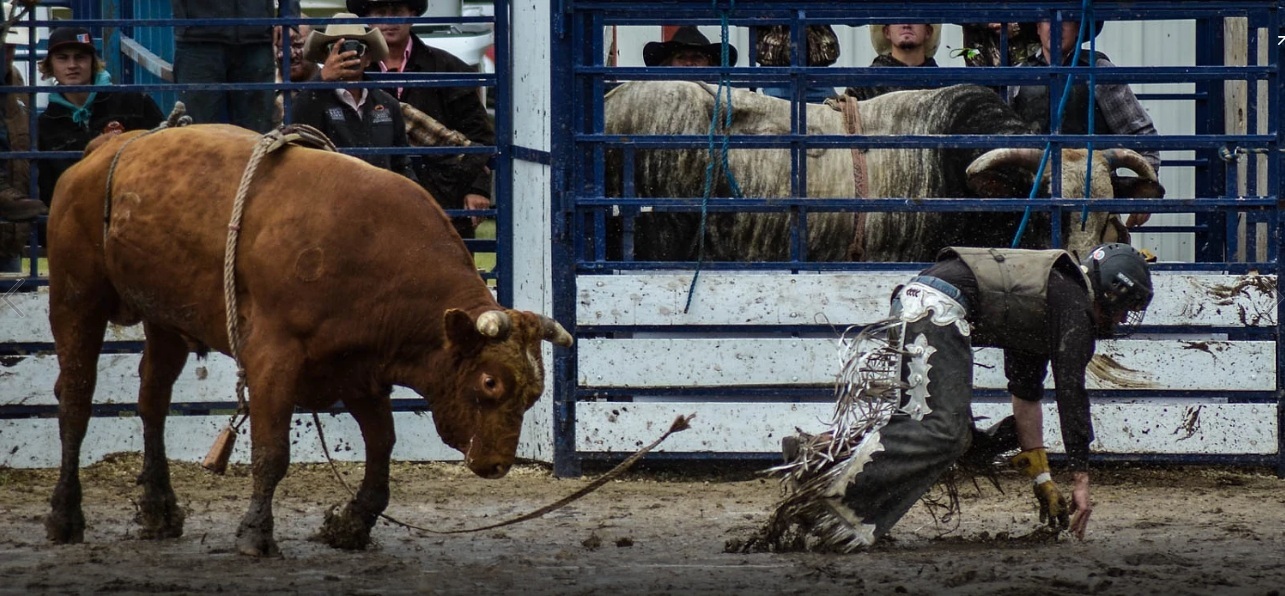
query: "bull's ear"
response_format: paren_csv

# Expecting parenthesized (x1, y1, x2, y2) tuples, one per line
(444, 308, 483, 353)
(1112, 175, 1165, 199)
(967, 168, 1036, 198)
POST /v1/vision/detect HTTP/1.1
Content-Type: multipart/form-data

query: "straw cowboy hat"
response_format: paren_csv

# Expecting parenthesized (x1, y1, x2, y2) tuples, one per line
(643, 26, 738, 67)
(870, 23, 942, 59)
(302, 14, 390, 64)
(2, 2, 30, 46)
(346, 0, 427, 17)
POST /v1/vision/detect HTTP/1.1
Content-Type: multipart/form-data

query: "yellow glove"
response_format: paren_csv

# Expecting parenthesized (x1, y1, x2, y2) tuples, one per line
(1011, 448, 1070, 531)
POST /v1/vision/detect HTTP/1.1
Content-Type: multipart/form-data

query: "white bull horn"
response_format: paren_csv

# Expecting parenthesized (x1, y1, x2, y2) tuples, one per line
(476, 310, 512, 339)
(539, 315, 574, 347)
(965, 147, 1046, 177)
(1102, 148, 1158, 181)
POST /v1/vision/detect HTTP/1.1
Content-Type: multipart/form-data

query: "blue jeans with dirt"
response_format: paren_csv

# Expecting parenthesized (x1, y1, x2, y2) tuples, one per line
(174, 42, 275, 133)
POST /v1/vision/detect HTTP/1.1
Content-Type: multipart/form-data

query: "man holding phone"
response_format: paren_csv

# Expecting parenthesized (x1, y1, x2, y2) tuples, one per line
(292, 16, 416, 180)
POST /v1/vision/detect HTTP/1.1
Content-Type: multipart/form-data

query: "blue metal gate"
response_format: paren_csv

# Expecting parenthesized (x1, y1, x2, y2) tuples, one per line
(0, 0, 513, 467)
(550, 0, 1285, 476)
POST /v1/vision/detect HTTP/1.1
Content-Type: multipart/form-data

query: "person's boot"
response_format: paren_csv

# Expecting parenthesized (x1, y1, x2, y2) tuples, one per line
(0, 186, 45, 222)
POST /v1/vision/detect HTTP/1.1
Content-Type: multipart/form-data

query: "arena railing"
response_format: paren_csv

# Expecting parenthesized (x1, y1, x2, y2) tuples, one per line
(552, 0, 1285, 476)
(0, 0, 522, 469)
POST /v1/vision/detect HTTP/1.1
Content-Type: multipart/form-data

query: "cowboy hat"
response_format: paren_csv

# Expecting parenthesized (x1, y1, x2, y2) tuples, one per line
(643, 26, 738, 67)
(302, 14, 390, 64)
(346, 0, 427, 17)
(2, 2, 29, 46)
(869, 23, 942, 59)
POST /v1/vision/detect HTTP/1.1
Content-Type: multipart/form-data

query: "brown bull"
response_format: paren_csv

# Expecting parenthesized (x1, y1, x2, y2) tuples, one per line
(44, 124, 573, 556)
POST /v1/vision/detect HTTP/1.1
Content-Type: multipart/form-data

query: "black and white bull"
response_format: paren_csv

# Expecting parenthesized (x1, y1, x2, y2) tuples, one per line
(603, 81, 1162, 262)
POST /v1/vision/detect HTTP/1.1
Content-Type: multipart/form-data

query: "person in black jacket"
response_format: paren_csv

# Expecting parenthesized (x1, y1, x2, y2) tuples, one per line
(171, 0, 299, 132)
(769, 244, 1154, 551)
(37, 27, 164, 207)
(292, 18, 416, 180)
(344, 0, 494, 238)
(843, 23, 941, 102)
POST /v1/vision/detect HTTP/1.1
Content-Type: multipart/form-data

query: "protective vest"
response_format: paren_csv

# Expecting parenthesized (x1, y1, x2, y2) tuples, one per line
(941, 247, 1091, 352)
(1011, 51, 1111, 135)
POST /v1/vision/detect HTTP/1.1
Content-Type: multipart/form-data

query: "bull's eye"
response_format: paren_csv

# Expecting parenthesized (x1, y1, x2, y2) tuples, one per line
(483, 375, 498, 390)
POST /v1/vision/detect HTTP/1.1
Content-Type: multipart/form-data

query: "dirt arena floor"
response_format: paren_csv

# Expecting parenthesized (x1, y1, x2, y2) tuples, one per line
(2, 455, 1284, 595)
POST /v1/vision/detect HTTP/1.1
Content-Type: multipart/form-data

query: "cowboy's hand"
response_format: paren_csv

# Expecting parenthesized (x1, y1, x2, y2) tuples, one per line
(1069, 471, 1092, 540)
(1011, 448, 1070, 531)
(320, 38, 361, 82)
(464, 193, 490, 227)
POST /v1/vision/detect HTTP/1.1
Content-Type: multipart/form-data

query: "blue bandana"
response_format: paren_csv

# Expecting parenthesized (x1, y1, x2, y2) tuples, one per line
(49, 69, 112, 127)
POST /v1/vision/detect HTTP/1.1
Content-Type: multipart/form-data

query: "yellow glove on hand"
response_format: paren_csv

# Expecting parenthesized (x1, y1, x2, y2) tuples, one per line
(1010, 448, 1070, 531)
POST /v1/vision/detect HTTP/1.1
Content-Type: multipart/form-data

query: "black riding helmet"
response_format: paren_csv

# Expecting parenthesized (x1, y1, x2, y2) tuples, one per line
(1081, 243, 1154, 333)
(346, 0, 427, 17)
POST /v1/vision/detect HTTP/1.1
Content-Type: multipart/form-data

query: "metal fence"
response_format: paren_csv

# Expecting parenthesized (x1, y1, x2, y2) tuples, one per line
(0, 0, 512, 467)
(550, 0, 1285, 476)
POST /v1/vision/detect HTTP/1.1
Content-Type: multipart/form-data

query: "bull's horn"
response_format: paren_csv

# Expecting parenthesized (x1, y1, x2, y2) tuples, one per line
(476, 310, 512, 339)
(539, 315, 574, 347)
(965, 148, 1045, 177)
(1102, 148, 1158, 181)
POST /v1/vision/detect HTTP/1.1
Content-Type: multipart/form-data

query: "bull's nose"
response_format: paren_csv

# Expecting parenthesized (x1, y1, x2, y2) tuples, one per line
(471, 461, 510, 479)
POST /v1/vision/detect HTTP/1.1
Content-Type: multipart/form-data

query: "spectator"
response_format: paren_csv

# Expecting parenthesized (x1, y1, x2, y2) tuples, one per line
(757, 24, 839, 104)
(843, 23, 941, 102)
(1008, 20, 1161, 174)
(642, 25, 737, 67)
(272, 24, 316, 125)
(37, 27, 165, 207)
(0, 5, 41, 272)
(293, 17, 416, 180)
(0, 4, 41, 223)
(959, 22, 1040, 68)
(171, 0, 299, 132)
(345, 0, 494, 238)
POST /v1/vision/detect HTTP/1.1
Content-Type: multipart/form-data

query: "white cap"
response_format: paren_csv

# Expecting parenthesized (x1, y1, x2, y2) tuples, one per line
(3, 2, 30, 46)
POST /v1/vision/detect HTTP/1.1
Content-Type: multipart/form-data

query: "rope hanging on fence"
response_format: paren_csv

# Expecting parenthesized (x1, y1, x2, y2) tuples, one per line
(685, 0, 744, 314)
(1010, 0, 1097, 248)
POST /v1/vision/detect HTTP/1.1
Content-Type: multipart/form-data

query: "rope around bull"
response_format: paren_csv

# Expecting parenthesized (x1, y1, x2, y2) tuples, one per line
(312, 411, 695, 534)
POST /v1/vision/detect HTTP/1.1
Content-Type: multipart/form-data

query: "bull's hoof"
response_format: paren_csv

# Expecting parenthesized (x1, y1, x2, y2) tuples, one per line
(314, 504, 373, 551)
(235, 524, 280, 557)
(45, 510, 86, 544)
(134, 496, 186, 540)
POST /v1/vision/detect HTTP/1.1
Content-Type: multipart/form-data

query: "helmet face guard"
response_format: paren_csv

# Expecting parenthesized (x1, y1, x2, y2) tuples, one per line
(1083, 244, 1154, 337)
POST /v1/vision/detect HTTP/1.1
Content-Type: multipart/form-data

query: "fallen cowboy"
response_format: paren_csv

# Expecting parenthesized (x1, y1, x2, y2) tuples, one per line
(742, 244, 1155, 551)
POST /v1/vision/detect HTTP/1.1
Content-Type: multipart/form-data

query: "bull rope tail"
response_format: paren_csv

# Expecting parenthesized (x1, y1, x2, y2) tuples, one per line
(684, 0, 742, 313)
(1010, 0, 1095, 249)
(222, 135, 275, 424)
(313, 412, 695, 535)
(218, 124, 339, 433)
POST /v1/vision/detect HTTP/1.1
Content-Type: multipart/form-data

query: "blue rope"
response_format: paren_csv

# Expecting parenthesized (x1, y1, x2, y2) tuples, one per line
(685, 2, 742, 313)
(1011, 0, 1094, 248)
(1079, 3, 1098, 231)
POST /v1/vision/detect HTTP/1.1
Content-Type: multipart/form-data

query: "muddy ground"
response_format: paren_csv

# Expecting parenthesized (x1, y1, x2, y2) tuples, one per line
(2, 455, 1284, 595)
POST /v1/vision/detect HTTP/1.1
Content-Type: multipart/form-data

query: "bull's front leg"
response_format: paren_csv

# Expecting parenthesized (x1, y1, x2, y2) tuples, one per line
(235, 380, 296, 557)
(316, 395, 394, 550)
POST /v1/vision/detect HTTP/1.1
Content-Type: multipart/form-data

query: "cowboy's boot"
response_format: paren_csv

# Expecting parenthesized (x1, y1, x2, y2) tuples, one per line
(0, 185, 45, 222)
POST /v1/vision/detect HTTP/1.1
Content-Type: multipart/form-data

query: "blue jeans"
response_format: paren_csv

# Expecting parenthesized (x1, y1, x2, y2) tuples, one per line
(174, 41, 275, 132)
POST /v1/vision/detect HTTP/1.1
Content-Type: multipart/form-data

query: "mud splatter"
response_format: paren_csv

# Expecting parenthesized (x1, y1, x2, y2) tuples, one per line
(1087, 354, 1157, 389)
(1173, 404, 1203, 441)
(1202, 274, 1278, 327)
